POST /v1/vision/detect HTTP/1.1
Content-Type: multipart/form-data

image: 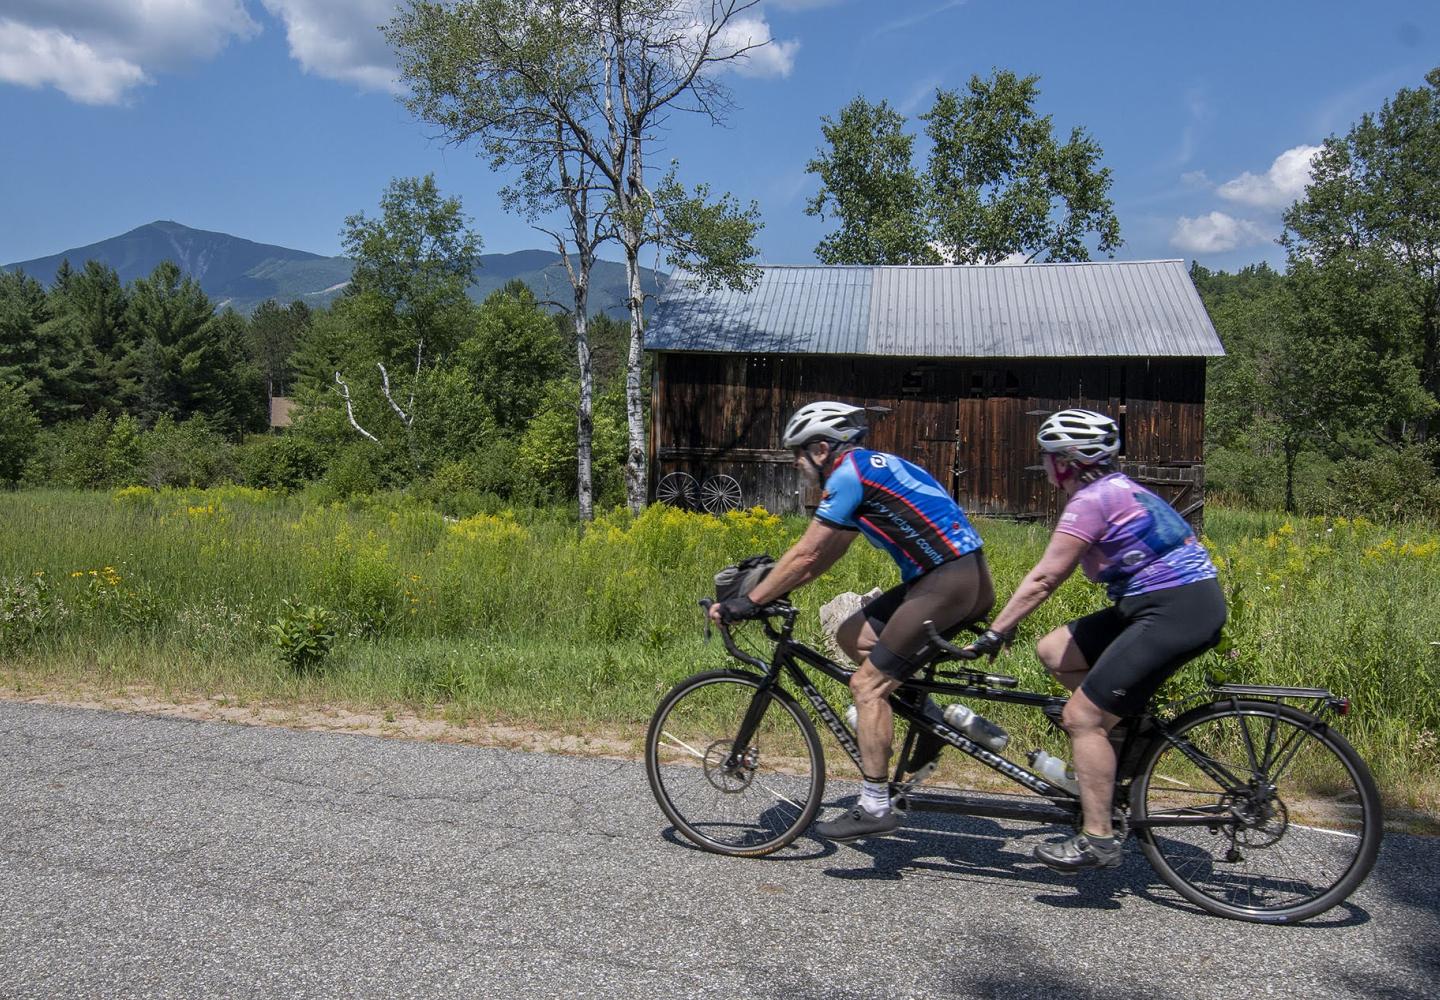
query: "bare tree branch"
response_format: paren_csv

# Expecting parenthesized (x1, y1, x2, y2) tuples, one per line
(334, 371, 380, 443)
(377, 362, 414, 428)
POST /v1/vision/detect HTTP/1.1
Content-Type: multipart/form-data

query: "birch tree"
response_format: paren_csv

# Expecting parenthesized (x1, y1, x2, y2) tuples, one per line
(388, 0, 763, 514)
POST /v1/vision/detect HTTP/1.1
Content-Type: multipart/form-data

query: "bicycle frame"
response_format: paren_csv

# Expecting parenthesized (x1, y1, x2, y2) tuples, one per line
(709, 604, 1355, 833)
(711, 606, 1083, 826)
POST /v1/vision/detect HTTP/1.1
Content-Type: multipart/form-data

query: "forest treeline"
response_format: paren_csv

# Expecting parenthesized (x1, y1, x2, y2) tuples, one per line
(0, 179, 637, 512)
(5, 66, 1440, 522)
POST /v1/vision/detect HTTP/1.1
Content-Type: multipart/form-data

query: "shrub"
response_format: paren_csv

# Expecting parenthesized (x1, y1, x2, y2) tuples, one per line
(235, 434, 325, 491)
(142, 415, 235, 487)
(268, 599, 339, 671)
(320, 443, 388, 499)
(104, 414, 145, 485)
(409, 364, 499, 473)
(413, 458, 499, 516)
(45, 415, 114, 488)
(0, 573, 65, 650)
(517, 380, 627, 505)
(1205, 445, 1331, 511)
(0, 382, 40, 485)
(1305, 445, 1440, 522)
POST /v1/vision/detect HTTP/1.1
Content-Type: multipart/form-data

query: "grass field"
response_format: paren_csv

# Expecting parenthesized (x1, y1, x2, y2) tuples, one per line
(2, 487, 1437, 816)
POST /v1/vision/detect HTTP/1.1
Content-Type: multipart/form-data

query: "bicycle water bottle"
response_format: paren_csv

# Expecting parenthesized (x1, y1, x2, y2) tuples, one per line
(942, 703, 1009, 753)
(1027, 749, 1080, 795)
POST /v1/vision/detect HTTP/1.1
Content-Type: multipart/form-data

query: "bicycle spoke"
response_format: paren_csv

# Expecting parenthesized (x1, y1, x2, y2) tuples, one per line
(646, 673, 822, 855)
(659, 731, 707, 761)
(1137, 702, 1380, 922)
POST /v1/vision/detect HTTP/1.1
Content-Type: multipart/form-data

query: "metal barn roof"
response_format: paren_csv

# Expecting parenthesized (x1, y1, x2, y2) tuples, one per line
(644, 260, 1225, 358)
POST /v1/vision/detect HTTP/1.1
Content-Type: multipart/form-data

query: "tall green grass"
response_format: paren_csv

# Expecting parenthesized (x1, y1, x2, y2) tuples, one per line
(2, 487, 1437, 810)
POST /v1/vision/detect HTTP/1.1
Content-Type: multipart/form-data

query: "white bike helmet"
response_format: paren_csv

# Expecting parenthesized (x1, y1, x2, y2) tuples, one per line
(1037, 409, 1120, 464)
(781, 401, 868, 448)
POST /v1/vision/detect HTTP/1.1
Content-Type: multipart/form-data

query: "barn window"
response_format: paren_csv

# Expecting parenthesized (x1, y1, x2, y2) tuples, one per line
(1004, 370, 1021, 397)
(901, 366, 935, 395)
(969, 369, 1002, 398)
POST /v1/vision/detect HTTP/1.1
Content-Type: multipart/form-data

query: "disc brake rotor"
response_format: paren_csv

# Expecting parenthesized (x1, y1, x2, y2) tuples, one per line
(703, 740, 757, 792)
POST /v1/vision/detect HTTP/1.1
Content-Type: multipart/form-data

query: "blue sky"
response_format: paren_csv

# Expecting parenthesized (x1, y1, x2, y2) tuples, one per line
(1, 1, 1437, 273)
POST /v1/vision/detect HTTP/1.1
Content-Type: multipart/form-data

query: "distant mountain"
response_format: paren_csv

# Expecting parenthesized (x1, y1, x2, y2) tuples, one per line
(2, 221, 664, 318)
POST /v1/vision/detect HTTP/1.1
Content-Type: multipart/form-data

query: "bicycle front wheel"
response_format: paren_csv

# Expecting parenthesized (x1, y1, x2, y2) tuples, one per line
(1132, 699, 1382, 924)
(645, 670, 825, 857)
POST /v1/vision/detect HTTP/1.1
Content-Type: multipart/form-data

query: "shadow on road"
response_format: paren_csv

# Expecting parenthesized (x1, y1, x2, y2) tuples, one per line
(805, 792, 1379, 928)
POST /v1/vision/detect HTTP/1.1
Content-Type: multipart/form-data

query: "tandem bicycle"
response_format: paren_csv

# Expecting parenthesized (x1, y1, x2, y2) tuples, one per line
(643, 597, 1382, 924)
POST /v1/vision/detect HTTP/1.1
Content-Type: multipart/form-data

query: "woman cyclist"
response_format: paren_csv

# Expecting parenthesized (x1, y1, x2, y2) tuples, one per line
(963, 409, 1227, 872)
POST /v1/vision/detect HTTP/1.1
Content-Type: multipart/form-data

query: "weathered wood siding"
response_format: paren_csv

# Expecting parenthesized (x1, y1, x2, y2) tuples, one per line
(651, 353, 1206, 522)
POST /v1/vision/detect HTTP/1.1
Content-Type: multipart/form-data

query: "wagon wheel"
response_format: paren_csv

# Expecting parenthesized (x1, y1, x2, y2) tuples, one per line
(655, 472, 699, 509)
(700, 474, 743, 514)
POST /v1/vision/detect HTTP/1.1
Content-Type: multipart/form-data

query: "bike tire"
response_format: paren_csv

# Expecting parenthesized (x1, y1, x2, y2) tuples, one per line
(645, 669, 825, 857)
(1131, 699, 1382, 924)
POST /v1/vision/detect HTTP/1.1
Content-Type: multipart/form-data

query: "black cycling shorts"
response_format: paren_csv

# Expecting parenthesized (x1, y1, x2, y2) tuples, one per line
(1070, 577, 1227, 717)
(863, 550, 994, 680)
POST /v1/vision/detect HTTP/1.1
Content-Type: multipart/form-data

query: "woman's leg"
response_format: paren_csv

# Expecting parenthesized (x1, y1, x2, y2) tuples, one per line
(1061, 688, 1122, 837)
(1036, 625, 1093, 692)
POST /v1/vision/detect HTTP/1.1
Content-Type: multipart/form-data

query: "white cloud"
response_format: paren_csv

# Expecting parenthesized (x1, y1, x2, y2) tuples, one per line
(260, 1, 797, 90)
(877, 0, 967, 35)
(259, 0, 399, 92)
(1170, 212, 1270, 254)
(899, 74, 942, 115)
(1180, 169, 1211, 189)
(0, 18, 146, 104)
(714, 13, 798, 78)
(0, 2, 257, 103)
(1217, 144, 1321, 211)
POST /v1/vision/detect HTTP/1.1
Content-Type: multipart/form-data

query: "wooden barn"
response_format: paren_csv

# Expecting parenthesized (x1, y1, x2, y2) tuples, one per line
(643, 261, 1225, 523)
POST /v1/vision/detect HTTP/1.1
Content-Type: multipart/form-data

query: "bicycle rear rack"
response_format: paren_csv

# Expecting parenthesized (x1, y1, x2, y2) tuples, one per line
(1213, 682, 1350, 716)
(1215, 682, 1330, 698)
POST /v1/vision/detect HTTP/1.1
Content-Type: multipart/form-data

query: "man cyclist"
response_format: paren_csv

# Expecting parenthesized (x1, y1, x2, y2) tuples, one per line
(709, 401, 994, 842)
(963, 409, 1226, 871)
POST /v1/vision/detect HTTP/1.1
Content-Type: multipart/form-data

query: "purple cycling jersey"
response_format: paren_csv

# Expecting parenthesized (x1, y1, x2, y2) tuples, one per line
(1055, 472, 1217, 601)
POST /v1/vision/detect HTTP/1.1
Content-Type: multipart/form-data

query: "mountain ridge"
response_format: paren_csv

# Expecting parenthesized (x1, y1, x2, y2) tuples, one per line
(3, 221, 663, 318)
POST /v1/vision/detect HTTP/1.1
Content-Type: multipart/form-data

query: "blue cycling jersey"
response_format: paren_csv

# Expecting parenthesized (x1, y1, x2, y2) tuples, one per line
(815, 449, 983, 581)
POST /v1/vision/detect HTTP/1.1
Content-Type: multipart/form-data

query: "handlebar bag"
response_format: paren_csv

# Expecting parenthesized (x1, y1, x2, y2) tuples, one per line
(714, 555, 776, 603)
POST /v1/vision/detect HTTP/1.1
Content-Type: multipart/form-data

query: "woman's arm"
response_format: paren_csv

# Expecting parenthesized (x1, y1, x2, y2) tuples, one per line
(987, 530, 1091, 635)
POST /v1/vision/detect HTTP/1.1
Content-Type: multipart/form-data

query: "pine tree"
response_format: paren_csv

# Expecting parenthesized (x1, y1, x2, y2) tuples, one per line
(45, 260, 134, 419)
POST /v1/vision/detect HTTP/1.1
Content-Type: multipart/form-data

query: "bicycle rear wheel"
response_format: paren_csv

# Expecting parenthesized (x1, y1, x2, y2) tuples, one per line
(1132, 699, 1382, 923)
(645, 669, 824, 857)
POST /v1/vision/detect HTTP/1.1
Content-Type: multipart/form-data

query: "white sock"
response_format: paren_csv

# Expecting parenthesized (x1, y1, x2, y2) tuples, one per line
(860, 779, 890, 816)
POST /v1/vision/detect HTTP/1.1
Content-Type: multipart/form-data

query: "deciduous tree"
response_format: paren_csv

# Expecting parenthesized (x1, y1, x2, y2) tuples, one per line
(387, 0, 764, 514)
(805, 97, 936, 264)
(1282, 66, 1440, 449)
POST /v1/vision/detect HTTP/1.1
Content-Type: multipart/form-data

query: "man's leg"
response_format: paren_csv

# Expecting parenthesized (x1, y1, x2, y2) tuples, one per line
(850, 660, 902, 781)
(834, 611, 879, 668)
(813, 659, 903, 842)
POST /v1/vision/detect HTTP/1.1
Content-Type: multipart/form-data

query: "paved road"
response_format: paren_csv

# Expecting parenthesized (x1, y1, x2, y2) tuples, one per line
(0, 702, 1435, 1000)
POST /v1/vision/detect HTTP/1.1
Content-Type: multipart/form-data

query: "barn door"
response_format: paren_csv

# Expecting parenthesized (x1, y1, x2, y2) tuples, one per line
(954, 398, 1046, 517)
(866, 398, 959, 499)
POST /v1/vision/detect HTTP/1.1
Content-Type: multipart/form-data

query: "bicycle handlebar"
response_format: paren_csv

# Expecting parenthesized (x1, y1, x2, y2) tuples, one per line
(923, 620, 980, 661)
(922, 621, 1020, 688)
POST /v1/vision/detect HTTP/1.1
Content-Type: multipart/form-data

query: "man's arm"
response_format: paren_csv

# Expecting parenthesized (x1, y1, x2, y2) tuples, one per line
(748, 519, 858, 605)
